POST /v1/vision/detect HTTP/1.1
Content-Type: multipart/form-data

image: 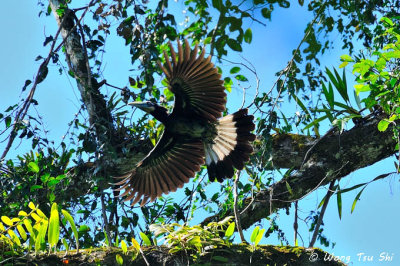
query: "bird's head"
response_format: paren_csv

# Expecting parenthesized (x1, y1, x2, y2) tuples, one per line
(128, 101, 156, 114)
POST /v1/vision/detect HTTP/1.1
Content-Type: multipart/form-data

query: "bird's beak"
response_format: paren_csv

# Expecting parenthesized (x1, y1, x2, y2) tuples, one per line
(128, 101, 154, 113)
(128, 101, 146, 108)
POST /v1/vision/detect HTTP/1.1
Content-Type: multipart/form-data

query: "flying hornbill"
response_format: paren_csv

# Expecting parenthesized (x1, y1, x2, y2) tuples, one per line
(114, 39, 255, 206)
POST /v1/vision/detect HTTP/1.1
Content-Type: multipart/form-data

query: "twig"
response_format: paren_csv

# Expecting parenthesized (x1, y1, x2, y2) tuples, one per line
(233, 171, 246, 243)
(309, 180, 336, 248)
(257, 3, 326, 114)
(0, 13, 66, 160)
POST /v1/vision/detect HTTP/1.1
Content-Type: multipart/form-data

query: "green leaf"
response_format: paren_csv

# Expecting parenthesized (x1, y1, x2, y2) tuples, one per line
(261, 8, 271, 19)
(321, 82, 334, 109)
(116, 254, 124, 265)
(336, 186, 342, 220)
(79, 225, 90, 233)
(230, 66, 241, 74)
(30, 185, 43, 192)
(244, 28, 252, 43)
(5, 116, 11, 128)
(340, 54, 353, 62)
(140, 232, 151, 246)
(285, 182, 293, 195)
(48, 203, 60, 249)
(225, 222, 235, 238)
(212, 256, 229, 262)
(62, 238, 69, 251)
(339, 183, 367, 194)
(303, 115, 328, 131)
(250, 226, 259, 243)
(235, 75, 248, 82)
(224, 77, 233, 92)
(351, 188, 366, 213)
(61, 209, 79, 250)
(381, 17, 394, 26)
(377, 120, 390, 132)
(289, 91, 310, 115)
(317, 194, 326, 209)
(212, 0, 224, 11)
(28, 162, 40, 173)
(227, 39, 242, 52)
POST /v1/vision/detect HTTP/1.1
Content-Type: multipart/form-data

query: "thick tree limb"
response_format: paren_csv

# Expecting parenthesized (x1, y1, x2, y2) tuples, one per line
(202, 115, 396, 229)
(1, 245, 344, 266)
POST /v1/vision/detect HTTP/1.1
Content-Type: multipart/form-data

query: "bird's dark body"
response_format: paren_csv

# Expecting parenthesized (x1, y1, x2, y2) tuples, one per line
(115, 39, 256, 206)
(167, 115, 217, 140)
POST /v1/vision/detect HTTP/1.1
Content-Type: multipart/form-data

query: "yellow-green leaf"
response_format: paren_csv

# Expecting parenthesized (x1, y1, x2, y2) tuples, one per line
(225, 222, 235, 238)
(116, 254, 124, 265)
(28, 162, 40, 173)
(18, 211, 28, 217)
(36, 209, 47, 220)
(1, 216, 13, 226)
(250, 226, 259, 243)
(31, 213, 41, 222)
(61, 209, 79, 250)
(140, 232, 151, 246)
(255, 228, 265, 246)
(23, 219, 34, 237)
(0, 222, 5, 232)
(8, 229, 21, 246)
(378, 119, 390, 132)
(121, 240, 128, 254)
(132, 237, 141, 251)
(17, 224, 27, 241)
(62, 238, 69, 251)
(48, 203, 60, 249)
(28, 202, 36, 210)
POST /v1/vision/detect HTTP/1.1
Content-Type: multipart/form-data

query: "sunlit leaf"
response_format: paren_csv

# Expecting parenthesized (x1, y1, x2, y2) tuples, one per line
(377, 120, 390, 132)
(61, 209, 79, 250)
(255, 228, 265, 246)
(17, 224, 27, 241)
(116, 254, 124, 265)
(1, 216, 13, 226)
(250, 226, 259, 243)
(121, 240, 128, 254)
(230, 67, 240, 74)
(131, 237, 141, 251)
(225, 222, 235, 238)
(28, 162, 39, 173)
(140, 232, 151, 246)
(48, 203, 60, 249)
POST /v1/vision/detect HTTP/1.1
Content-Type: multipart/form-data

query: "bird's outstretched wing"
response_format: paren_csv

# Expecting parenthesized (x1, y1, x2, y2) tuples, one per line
(114, 132, 204, 206)
(158, 39, 226, 122)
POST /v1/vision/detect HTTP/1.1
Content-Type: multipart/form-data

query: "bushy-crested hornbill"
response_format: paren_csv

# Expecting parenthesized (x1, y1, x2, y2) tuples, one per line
(114, 39, 255, 206)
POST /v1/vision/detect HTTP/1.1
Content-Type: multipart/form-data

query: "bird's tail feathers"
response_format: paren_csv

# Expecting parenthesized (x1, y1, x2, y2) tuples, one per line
(205, 109, 255, 182)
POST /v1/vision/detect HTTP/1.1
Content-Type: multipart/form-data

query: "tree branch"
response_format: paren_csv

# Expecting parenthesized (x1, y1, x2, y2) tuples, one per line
(202, 115, 396, 229)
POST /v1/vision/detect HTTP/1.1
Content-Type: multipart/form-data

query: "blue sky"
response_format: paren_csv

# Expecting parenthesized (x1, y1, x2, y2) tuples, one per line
(0, 1, 399, 265)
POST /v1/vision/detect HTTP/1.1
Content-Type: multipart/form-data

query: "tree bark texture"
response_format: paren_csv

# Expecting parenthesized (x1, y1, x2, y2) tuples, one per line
(203, 115, 396, 229)
(1, 245, 345, 266)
